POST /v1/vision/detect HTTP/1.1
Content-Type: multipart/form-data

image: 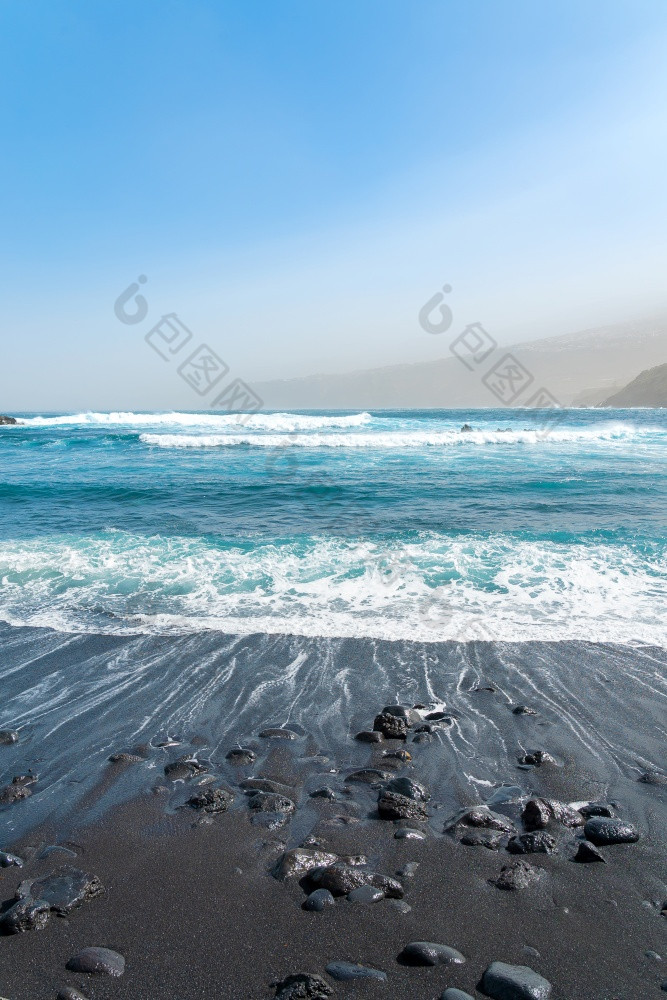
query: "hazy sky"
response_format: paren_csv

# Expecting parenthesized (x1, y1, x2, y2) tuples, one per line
(2, 0, 667, 410)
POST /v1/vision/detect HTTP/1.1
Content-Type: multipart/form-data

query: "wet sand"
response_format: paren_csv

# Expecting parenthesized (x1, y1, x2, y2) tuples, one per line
(0, 627, 666, 998)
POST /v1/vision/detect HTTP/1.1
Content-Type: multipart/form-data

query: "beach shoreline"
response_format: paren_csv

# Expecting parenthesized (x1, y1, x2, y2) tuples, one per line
(1, 626, 665, 998)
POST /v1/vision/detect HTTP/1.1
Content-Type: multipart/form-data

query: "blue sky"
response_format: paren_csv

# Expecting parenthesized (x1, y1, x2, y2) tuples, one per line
(2, 0, 667, 408)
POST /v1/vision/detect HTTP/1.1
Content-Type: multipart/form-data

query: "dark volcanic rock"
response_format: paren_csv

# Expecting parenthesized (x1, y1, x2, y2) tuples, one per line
(346, 885, 385, 904)
(0, 729, 19, 744)
(0, 850, 24, 867)
(573, 841, 606, 863)
(481, 960, 552, 999)
(326, 961, 387, 981)
(274, 848, 341, 879)
(442, 991, 475, 1000)
(381, 704, 421, 724)
(383, 748, 412, 761)
(274, 973, 333, 998)
(57, 989, 89, 1000)
(373, 712, 409, 740)
(507, 832, 557, 855)
(491, 860, 542, 891)
(522, 798, 583, 831)
(638, 770, 667, 786)
(355, 730, 384, 743)
(578, 802, 614, 819)
(345, 768, 392, 784)
(583, 816, 639, 845)
(378, 789, 428, 821)
(309, 862, 403, 898)
(108, 750, 145, 763)
(460, 829, 505, 850)
(20, 866, 103, 914)
(399, 941, 466, 966)
(0, 415, 18, 425)
(164, 755, 208, 780)
(226, 747, 256, 765)
(0, 783, 32, 805)
(425, 710, 450, 721)
(394, 826, 426, 840)
(522, 799, 551, 830)
(187, 787, 233, 813)
(448, 806, 515, 835)
(303, 888, 335, 911)
(66, 947, 125, 977)
(0, 896, 51, 933)
(385, 775, 430, 801)
(247, 791, 295, 815)
(240, 777, 295, 796)
(518, 750, 555, 767)
(310, 786, 336, 800)
(259, 727, 299, 740)
(512, 705, 538, 716)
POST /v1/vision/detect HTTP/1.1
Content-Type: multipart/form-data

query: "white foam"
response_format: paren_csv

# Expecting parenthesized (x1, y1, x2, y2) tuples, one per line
(0, 531, 664, 644)
(16, 411, 374, 431)
(139, 423, 650, 449)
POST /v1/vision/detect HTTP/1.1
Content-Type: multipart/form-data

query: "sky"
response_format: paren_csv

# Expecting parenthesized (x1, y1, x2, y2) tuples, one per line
(1, 0, 667, 410)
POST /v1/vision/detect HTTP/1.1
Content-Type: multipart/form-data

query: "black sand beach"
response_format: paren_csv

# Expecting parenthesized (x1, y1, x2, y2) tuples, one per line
(1, 626, 666, 999)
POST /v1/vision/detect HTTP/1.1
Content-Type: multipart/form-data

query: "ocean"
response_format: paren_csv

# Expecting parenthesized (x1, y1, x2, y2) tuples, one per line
(1, 408, 665, 841)
(0, 407, 665, 643)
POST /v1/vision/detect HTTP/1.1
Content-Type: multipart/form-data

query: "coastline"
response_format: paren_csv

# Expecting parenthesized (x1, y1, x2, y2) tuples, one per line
(1, 625, 665, 998)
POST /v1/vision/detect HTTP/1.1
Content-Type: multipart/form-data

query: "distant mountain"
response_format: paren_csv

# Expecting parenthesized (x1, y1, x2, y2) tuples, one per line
(600, 362, 667, 407)
(251, 317, 667, 409)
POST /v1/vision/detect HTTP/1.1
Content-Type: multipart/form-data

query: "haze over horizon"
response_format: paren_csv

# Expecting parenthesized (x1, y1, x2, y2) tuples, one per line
(2, 0, 667, 410)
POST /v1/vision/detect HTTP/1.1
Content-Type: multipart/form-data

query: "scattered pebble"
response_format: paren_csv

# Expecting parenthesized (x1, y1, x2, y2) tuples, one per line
(385, 775, 430, 801)
(491, 860, 542, 891)
(274, 848, 342, 880)
(345, 768, 392, 784)
(441, 990, 475, 1000)
(518, 750, 555, 767)
(507, 832, 557, 855)
(18, 866, 103, 914)
(259, 728, 298, 740)
(355, 730, 383, 743)
(573, 841, 606, 864)
(303, 889, 335, 912)
(57, 989, 89, 1000)
(325, 961, 387, 981)
(373, 711, 410, 740)
(512, 705, 538, 716)
(394, 826, 426, 840)
(66, 947, 126, 977)
(187, 787, 233, 814)
(346, 885, 384, 904)
(310, 786, 336, 800)
(274, 973, 333, 998)
(0, 850, 24, 867)
(0, 730, 19, 745)
(226, 747, 256, 765)
(0, 783, 32, 805)
(481, 961, 552, 999)
(0, 896, 51, 933)
(583, 817, 639, 845)
(378, 789, 428, 821)
(399, 941, 466, 966)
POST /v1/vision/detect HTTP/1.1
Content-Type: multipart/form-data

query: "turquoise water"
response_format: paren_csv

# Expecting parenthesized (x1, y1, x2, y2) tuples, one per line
(0, 408, 665, 643)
